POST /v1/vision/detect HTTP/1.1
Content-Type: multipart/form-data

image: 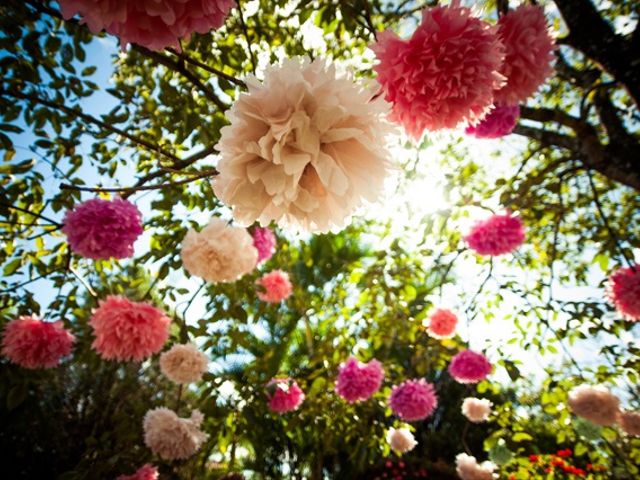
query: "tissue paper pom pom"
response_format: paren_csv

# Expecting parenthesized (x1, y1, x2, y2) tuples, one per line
(464, 212, 525, 256)
(462, 397, 493, 423)
(256, 270, 293, 303)
(619, 410, 640, 436)
(252, 227, 276, 263)
(143, 408, 208, 460)
(181, 217, 258, 283)
(116, 464, 159, 480)
(213, 57, 394, 233)
(335, 357, 384, 403)
(390, 379, 438, 421)
(606, 265, 640, 321)
(59, 0, 234, 51)
(465, 104, 520, 139)
(90, 296, 170, 362)
(456, 453, 496, 480)
(494, 5, 555, 104)
(426, 308, 458, 339)
(449, 350, 492, 384)
(266, 378, 305, 413)
(1, 316, 75, 369)
(63, 198, 143, 260)
(371, 3, 505, 137)
(386, 427, 417, 454)
(568, 385, 620, 426)
(160, 344, 208, 384)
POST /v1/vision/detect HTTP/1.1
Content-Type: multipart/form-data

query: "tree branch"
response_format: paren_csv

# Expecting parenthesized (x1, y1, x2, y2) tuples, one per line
(166, 49, 247, 89)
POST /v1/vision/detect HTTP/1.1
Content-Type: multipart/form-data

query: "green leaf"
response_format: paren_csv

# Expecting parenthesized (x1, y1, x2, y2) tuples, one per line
(512, 432, 533, 442)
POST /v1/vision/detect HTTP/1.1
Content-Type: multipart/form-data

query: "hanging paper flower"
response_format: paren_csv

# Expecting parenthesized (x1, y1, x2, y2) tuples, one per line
(618, 410, 640, 437)
(181, 217, 258, 283)
(386, 427, 417, 454)
(1, 316, 75, 369)
(143, 408, 208, 460)
(462, 397, 493, 423)
(159, 343, 208, 384)
(426, 308, 458, 339)
(494, 5, 555, 104)
(455, 453, 496, 480)
(266, 378, 305, 414)
(567, 385, 620, 426)
(448, 350, 492, 384)
(116, 464, 159, 480)
(335, 357, 384, 403)
(389, 379, 438, 421)
(256, 270, 293, 303)
(252, 227, 277, 263)
(59, 0, 234, 51)
(606, 265, 640, 321)
(90, 296, 170, 362)
(465, 104, 520, 139)
(464, 212, 525, 256)
(62, 198, 143, 260)
(371, 2, 505, 137)
(213, 57, 394, 233)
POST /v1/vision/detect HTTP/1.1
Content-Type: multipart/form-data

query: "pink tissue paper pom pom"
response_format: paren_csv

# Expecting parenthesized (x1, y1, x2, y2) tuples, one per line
(1, 316, 75, 369)
(389, 378, 438, 421)
(568, 385, 620, 426)
(456, 453, 496, 480)
(426, 308, 458, 339)
(266, 378, 305, 414)
(256, 270, 293, 303)
(59, 0, 235, 51)
(464, 212, 525, 256)
(462, 397, 493, 423)
(63, 197, 143, 260)
(465, 104, 520, 139)
(143, 408, 208, 460)
(90, 296, 171, 362)
(619, 410, 640, 437)
(252, 227, 277, 264)
(371, 1, 505, 137)
(386, 427, 417, 454)
(335, 356, 384, 403)
(606, 264, 640, 321)
(449, 350, 492, 384)
(116, 464, 159, 480)
(494, 5, 555, 104)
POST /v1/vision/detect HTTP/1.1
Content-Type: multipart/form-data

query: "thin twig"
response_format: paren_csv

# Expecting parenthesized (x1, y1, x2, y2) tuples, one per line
(0, 201, 61, 226)
(166, 49, 247, 88)
(236, 0, 257, 74)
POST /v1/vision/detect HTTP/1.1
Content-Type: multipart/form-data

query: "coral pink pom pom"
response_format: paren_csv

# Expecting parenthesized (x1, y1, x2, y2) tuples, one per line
(252, 227, 277, 263)
(449, 350, 492, 384)
(389, 379, 438, 421)
(464, 212, 525, 256)
(335, 357, 384, 403)
(606, 265, 640, 321)
(116, 464, 159, 480)
(494, 5, 555, 104)
(1, 316, 75, 369)
(266, 378, 305, 414)
(63, 198, 143, 260)
(465, 104, 520, 139)
(256, 270, 293, 303)
(59, 0, 234, 51)
(90, 296, 171, 362)
(426, 308, 458, 339)
(372, 3, 505, 137)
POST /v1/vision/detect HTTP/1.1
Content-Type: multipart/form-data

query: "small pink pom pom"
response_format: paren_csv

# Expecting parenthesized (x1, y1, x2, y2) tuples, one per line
(464, 212, 525, 256)
(252, 227, 277, 263)
(426, 308, 458, 339)
(116, 464, 159, 480)
(266, 378, 305, 414)
(465, 104, 520, 139)
(448, 350, 492, 384)
(389, 378, 438, 421)
(606, 264, 640, 321)
(335, 357, 384, 403)
(1, 316, 75, 369)
(256, 270, 293, 303)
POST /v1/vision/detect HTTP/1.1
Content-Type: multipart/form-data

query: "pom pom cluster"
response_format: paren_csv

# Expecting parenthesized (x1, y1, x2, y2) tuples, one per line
(143, 408, 208, 460)
(256, 270, 293, 303)
(160, 343, 209, 384)
(335, 357, 384, 403)
(389, 378, 438, 421)
(464, 212, 525, 256)
(448, 350, 492, 384)
(266, 378, 305, 413)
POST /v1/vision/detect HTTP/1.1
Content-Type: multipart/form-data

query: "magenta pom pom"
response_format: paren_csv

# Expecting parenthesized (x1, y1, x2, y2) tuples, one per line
(63, 198, 143, 260)
(389, 378, 438, 421)
(448, 350, 492, 384)
(464, 212, 525, 256)
(606, 265, 640, 321)
(266, 378, 305, 414)
(252, 227, 277, 263)
(116, 464, 159, 480)
(465, 104, 520, 139)
(335, 357, 384, 403)
(90, 296, 171, 362)
(372, 3, 505, 137)
(256, 270, 293, 303)
(1, 316, 75, 369)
